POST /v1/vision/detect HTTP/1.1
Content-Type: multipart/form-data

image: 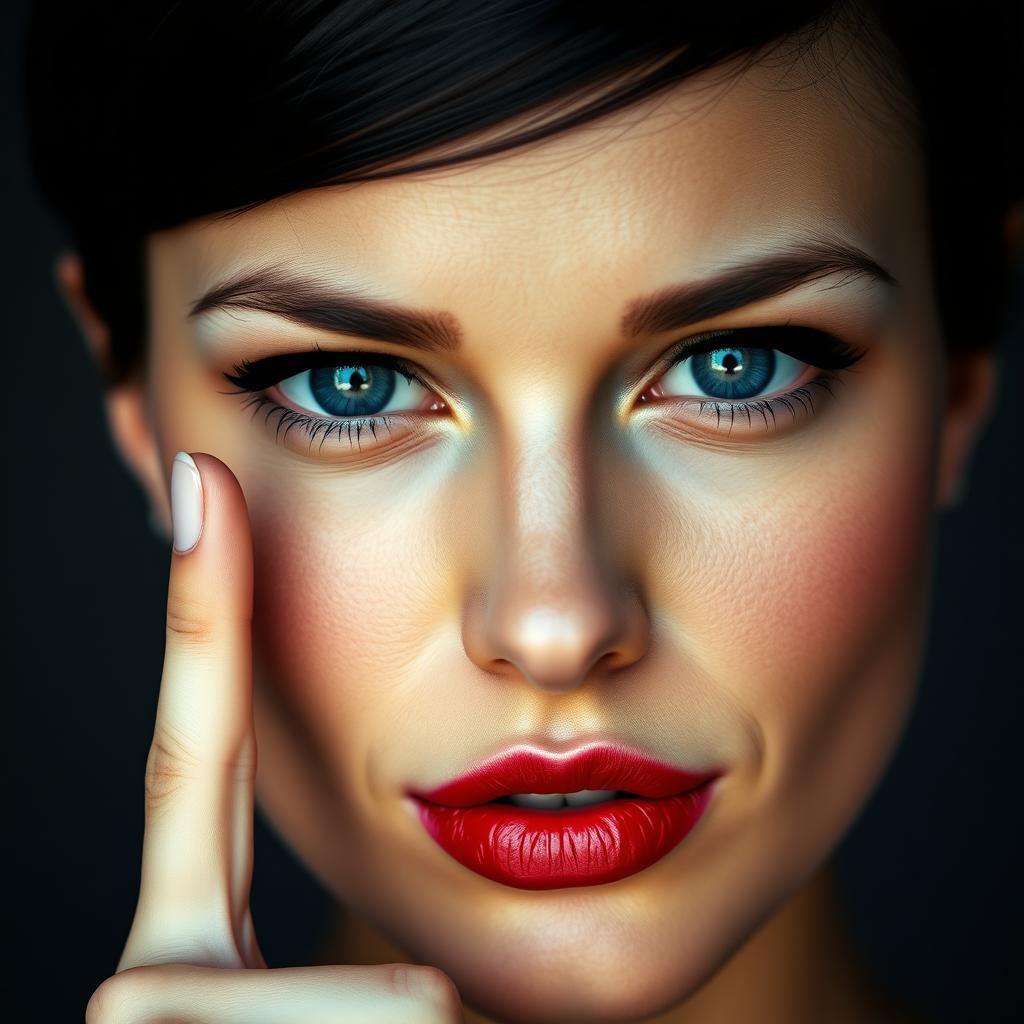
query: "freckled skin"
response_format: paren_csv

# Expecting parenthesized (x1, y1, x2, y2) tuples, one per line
(130, 37, 988, 1024)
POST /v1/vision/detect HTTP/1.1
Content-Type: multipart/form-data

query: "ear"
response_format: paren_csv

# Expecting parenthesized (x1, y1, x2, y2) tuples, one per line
(935, 203, 1022, 509)
(933, 347, 998, 509)
(55, 250, 172, 540)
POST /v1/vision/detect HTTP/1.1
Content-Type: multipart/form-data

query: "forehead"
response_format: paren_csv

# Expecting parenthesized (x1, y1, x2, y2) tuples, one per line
(153, 47, 922, 336)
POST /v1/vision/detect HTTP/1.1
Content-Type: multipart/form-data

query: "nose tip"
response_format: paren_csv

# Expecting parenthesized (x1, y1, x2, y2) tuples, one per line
(462, 579, 649, 693)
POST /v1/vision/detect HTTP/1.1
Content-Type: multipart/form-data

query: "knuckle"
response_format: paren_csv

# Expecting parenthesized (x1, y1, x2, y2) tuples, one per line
(86, 966, 188, 1024)
(144, 726, 200, 811)
(85, 975, 119, 1024)
(165, 592, 217, 646)
(383, 964, 462, 1020)
(84, 970, 148, 1023)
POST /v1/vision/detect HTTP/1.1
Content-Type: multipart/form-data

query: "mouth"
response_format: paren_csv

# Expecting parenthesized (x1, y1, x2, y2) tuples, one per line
(406, 743, 722, 890)
(490, 789, 637, 808)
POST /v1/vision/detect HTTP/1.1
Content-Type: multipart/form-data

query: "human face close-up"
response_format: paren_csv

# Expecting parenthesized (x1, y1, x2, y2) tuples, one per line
(122, 45, 986, 1022)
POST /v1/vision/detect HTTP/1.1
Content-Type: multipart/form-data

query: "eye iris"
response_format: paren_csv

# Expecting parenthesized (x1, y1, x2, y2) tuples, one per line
(691, 347, 774, 400)
(309, 364, 397, 416)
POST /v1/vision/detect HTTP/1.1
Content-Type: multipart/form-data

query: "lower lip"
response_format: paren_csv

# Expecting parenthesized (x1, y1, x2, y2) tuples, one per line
(411, 784, 715, 890)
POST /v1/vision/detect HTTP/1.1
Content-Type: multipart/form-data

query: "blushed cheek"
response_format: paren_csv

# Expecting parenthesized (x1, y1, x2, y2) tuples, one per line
(712, 421, 940, 889)
(244, 468, 458, 798)
(685, 372, 940, 811)
(761, 449, 927, 673)
(632, 339, 942, 795)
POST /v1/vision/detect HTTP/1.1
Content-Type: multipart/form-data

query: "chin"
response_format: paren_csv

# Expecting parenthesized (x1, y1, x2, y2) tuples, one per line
(368, 860, 774, 1024)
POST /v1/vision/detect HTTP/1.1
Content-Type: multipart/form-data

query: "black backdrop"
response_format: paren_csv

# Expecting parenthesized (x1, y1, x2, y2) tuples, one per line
(4, 1, 1021, 1019)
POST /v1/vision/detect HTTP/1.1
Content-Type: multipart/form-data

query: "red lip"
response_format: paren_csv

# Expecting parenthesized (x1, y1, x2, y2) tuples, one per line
(407, 743, 721, 890)
(411, 743, 718, 806)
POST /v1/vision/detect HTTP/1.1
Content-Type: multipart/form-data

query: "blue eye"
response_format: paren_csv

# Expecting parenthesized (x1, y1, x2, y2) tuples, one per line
(660, 346, 805, 401)
(278, 362, 429, 418)
(220, 347, 446, 455)
(639, 326, 869, 435)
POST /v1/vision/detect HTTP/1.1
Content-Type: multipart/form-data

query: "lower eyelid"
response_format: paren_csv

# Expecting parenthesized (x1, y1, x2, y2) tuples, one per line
(669, 372, 844, 435)
(238, 393, 421, 456)
(229, 347, 847, 454)
(247, 380, 837, 455)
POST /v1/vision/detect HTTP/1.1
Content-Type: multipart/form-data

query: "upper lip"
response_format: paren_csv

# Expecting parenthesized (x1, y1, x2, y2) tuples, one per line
(407, 742, 721, 808)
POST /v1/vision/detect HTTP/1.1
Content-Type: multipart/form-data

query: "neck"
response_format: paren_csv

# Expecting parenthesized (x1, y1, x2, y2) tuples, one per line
(314, 863, 915, 1023)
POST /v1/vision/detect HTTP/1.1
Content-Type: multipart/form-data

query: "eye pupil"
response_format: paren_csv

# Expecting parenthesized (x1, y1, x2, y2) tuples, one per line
(691, 347, 774, 400)
(335, 366, 370, 392)
(715, 350, 743, 375)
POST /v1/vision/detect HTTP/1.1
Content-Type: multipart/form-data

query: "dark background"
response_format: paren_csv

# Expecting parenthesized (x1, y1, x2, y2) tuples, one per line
(4, 1, 1021, 1019)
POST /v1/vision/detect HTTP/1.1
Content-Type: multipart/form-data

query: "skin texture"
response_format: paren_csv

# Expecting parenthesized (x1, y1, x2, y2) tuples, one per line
(62, 35, 999, 1024)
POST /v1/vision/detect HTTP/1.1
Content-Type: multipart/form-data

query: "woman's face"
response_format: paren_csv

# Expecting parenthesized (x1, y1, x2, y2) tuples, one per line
(133, 42, 981, 1022)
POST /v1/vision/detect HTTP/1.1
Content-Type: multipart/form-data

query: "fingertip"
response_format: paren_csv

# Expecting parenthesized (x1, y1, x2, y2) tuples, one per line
(184, 452, 253, 544)
(171, 451, 204, 554)
(168, 451, 254, 608)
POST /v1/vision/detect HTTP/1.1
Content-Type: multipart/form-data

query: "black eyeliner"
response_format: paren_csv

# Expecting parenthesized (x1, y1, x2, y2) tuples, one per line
(218, 325, 866, 400)
(667, 325, 867, 371)
(221, 347, 423, 392)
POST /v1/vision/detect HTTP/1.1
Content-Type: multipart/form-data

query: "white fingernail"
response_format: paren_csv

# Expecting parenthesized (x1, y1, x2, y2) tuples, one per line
(171, 452, 204, 553)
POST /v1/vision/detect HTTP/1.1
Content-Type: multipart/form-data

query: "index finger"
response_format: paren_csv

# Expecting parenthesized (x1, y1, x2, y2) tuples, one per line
(119, 451, 258, 970)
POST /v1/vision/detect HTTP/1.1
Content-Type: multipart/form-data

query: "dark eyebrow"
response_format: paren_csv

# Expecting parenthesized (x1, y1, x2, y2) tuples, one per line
(188, 234, 896, 355)
(188, 265, 464, 353)
(620, 235, 897, 338)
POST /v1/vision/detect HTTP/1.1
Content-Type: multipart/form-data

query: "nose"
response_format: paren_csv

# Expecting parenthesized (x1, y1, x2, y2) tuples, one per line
(461, 439, 650, 694)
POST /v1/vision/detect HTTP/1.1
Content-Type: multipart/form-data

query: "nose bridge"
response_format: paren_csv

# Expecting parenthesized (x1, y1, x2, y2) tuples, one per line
(462, 409, 649, 693)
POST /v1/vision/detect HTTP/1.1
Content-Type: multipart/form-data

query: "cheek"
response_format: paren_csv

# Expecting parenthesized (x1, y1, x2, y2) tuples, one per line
(739, 421, 936, 787)
(642, 343, 941, 812)
(727, 430, 934, 707)
(246, 469, 456, 795)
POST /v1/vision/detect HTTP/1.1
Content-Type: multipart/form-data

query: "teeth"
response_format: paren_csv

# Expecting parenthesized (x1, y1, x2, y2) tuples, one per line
(565, 788, 619, 806)
(507, 789, 620, 808)
(508, 793, 565, 809)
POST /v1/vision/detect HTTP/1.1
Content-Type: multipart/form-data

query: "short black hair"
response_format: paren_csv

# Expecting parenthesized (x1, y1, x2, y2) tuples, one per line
(24, 0, 1023, 385)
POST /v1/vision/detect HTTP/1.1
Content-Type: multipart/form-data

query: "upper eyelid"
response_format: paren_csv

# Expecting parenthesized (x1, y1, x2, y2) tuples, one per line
(654, 324, 866, 373)
(224, 331, 858, 454)
(220, 323, 863, 401)
(220, 347, 428, 393)
(665, 325, 817, 357)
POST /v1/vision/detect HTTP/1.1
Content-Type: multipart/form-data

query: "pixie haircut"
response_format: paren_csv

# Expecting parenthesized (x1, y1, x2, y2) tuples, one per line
(25, 0, 1022, 387)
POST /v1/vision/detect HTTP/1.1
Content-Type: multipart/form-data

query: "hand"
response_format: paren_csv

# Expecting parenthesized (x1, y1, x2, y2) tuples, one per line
(86, 452, 463, 1023)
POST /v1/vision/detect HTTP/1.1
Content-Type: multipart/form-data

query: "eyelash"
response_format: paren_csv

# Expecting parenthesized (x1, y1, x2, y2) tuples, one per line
(219, 327, 867, 453)
(219, 342, 433, 454)
(646, 324, 866, 433)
